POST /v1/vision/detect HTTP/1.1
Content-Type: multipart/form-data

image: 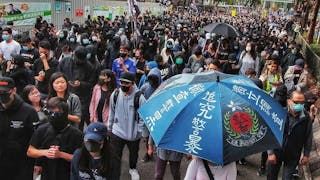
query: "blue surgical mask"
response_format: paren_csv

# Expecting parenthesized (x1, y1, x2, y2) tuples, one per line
(69, 38, 75, 43)
(2, 34, 10, 41)
(82, 39, 90, 45)
(86, 53, 92, 60)
(292, 103, 304, 112)
(167, 44, 173, 49)
(22, 46, 29, 51)
(58, 34, 65, 39)
(63, 54, 72, 58)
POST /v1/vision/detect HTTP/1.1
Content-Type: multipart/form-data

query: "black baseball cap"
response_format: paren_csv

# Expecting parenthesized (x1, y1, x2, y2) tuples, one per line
(119, 72, 135, 83)
(0, 77, 15, 92)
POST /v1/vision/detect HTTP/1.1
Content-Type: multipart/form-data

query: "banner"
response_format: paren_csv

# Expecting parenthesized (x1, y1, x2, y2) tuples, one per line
(1, 2, 51, 26)
(93, 2, 163, 20)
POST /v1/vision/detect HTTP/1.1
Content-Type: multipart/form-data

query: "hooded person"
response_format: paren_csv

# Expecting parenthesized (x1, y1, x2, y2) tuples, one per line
(0, 77, 39, 180)
(138, 61, 158, 88)
(103, 36, 121, 69)
(73, 46, 88, 65)
(55, 30, 69, 59)
(139, 68, 162, 163)
(58, 46, 96, 131)
(4, 54, 33, 94)
(140, 68, 162, 99)
(86, 44, 101, 85)
(284, 58, 308, 92)
(160, 38, 175, 65)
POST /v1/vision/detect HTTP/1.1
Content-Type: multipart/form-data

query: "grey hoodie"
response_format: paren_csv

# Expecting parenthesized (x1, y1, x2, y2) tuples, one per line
(108, 85, 147, 141)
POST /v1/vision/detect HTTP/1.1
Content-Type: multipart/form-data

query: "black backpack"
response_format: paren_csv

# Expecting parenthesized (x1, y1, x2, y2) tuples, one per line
(113, 89, 143, 120)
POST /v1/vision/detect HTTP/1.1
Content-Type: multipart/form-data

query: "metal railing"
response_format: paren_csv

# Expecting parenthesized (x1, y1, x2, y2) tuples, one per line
(295, 33, 320, 81)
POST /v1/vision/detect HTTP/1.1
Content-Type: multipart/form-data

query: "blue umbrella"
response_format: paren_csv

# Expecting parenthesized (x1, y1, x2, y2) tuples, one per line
(138, 71, 287, 165)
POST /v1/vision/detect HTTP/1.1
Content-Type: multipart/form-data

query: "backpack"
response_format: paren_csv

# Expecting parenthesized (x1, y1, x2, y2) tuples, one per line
(113, 89, 143, 121)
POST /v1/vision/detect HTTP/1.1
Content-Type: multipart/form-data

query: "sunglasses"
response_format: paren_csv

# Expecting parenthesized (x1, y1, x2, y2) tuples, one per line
(43, 108, 64, 118)
(292, 100, 305, 105)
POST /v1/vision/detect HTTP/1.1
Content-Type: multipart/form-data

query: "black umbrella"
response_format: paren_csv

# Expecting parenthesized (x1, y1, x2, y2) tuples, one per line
(203, 22, 240, 38)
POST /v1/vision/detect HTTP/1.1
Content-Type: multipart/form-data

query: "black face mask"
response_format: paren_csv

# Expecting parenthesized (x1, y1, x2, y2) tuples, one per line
(120, 53, 127, 58)
(120, 85, 130, 92)
(84, 140, 101, 152)
(148, 75, 160, 89)
(98, 78, 106, 86)
(0, 93, 11, 104)
(47, 110, 68, 132)
(145, 70, 150, 76)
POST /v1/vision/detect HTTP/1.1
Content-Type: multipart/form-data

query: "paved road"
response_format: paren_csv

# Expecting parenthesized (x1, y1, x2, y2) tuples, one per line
(118, 140, 304, 180)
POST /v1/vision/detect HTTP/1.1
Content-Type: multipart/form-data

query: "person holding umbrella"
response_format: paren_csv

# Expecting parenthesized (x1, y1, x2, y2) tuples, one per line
(184, 157, 237, 180)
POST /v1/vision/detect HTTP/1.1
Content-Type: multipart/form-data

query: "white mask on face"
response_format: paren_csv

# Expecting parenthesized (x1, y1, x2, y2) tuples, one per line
(92, 36, 98, 42)
(246, 46, 251, 52)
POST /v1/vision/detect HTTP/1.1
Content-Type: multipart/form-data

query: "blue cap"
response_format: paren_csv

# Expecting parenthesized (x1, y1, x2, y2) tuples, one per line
(146, 61, 158, 69)
(84, 122, 108, 142)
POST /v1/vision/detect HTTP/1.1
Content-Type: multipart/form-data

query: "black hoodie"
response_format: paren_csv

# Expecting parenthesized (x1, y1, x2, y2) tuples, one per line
(0, 94, 39, 179)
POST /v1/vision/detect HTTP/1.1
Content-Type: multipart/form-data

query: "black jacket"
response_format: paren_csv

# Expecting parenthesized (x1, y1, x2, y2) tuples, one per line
(58, 57, 95, 103)
(274, 110, 313, 162)
(32, 57, 59, 94)
(0, 95, 39, 179)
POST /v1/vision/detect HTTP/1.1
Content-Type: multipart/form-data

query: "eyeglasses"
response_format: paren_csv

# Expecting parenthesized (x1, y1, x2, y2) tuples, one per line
(29, 92, 40, 97)
(43, 108, 64, 118)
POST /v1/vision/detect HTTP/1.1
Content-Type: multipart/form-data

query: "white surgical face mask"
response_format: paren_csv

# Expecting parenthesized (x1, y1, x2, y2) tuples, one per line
(92, 36, 98, 42)
(246, 46, 251, 52)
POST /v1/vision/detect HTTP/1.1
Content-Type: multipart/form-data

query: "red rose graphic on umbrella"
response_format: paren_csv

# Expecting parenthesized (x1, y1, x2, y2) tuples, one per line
(230, 111, 253, 134)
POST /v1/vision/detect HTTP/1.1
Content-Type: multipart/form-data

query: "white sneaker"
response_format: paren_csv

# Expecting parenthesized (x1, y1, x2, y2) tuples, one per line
(129, 168, 140, 180)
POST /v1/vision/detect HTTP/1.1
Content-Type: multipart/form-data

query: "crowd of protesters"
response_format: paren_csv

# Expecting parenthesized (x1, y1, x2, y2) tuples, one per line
(0, 6, 319, 180)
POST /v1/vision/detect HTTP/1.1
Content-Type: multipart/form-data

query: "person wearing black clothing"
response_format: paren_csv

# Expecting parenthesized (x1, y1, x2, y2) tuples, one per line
(71, 122, 113, 180)
(35, 16, 43, 31)
(280, 45, 302, 76)
(135, 49, 147, 84)
(8, 4, 21, 15)
(217, 39, 231, 66)
(4, 54, 32, 94)
(27, 97, 83, 180)
(68, 34, 79, 51)
(155, 55, 171, 81)
(168, 54, 185, 78)
(0, 77, 39, 180)
(80, 33, 91, 47)
(20, 36, 40, 67)
(58, 46, 95, 130)
(104, 36, 121, 69)
(267, 91, 313, 180)
(32, 40, 58, 97)
(86, 44, 101, 86)
(142, 30, 158, 61)
(55, 30, 69, 60)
